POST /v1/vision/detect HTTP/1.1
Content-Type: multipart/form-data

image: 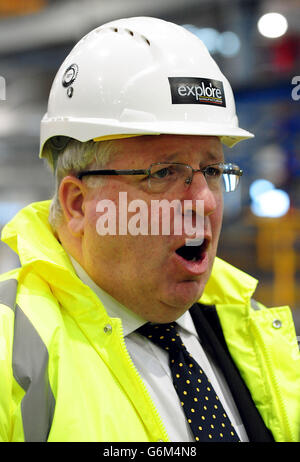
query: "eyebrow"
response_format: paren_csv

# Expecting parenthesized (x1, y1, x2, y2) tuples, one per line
(162, 151, 224, 164)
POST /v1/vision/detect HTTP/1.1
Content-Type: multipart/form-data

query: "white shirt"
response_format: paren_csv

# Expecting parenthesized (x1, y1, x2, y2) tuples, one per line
(69, 256, 248, 442)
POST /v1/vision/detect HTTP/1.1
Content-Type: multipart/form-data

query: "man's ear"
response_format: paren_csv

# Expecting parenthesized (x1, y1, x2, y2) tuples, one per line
(58, 176, 87, 237)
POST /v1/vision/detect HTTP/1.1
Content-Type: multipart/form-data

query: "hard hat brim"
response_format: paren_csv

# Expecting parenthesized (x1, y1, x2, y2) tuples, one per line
(40, 116, 254, 160)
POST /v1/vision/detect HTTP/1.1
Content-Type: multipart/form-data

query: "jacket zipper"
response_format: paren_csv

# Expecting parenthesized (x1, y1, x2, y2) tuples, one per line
(250, 321, 294, 441)
(68, 310, 171, 441)
(118, 323, 171, 442)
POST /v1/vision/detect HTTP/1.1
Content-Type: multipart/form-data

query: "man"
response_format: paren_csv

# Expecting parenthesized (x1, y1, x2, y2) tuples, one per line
(1, 17, 300, 443)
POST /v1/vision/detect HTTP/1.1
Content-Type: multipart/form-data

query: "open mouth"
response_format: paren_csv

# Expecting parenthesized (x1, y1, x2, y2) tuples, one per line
(175, 239, 208, 263)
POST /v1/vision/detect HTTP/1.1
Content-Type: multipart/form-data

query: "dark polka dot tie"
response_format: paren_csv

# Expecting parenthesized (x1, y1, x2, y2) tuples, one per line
(137, 322, 240, 442)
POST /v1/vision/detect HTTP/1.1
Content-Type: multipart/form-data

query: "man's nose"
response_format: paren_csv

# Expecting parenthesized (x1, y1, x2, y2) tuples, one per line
(183, 171, 218, 216)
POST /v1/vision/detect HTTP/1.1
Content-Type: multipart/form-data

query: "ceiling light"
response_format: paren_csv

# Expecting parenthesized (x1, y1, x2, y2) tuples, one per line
(251, 189, 290, 218)
(257, 12, 288, 38)
(217, 31, 241, 57)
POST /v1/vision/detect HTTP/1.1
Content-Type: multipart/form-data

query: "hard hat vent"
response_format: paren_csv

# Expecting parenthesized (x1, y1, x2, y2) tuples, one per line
(97, 25, 151, 47)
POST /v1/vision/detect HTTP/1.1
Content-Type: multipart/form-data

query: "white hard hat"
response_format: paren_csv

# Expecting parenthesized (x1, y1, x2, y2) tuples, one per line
(40, 16, 253, 167)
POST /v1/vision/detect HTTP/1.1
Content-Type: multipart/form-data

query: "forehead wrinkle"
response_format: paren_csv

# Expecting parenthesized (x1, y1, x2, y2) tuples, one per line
(157, 149, 224, 165)
(113, 135, 224, 167)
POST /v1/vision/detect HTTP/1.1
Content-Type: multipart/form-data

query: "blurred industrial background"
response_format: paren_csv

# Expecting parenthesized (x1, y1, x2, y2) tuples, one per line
(0, 0, 299, 325)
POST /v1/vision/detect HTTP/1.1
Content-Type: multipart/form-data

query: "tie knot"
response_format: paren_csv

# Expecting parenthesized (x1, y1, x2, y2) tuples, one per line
(137, 322, 183, 354)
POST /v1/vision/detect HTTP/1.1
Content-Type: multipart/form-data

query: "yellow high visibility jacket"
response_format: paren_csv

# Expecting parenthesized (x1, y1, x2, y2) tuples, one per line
(0, 201, 300, 442)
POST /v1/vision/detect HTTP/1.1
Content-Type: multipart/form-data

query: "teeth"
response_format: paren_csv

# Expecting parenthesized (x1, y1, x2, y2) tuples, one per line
(185, 238, 204, 247)
(190, 257, 197, 262)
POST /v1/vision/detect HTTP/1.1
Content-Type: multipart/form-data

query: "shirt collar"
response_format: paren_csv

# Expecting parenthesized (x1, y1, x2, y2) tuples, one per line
(69, 254, 198, 338)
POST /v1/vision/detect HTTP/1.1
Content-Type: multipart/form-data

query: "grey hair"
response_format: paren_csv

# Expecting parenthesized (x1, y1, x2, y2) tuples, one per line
(45, 138, 118, 230)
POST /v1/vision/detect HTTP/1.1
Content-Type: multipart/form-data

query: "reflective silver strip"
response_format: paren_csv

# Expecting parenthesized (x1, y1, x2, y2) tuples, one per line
(0, 278, 17, 311)
(12, 304, 56, 441)
(250, 299, 261, 311)
(0, 279, 56, 441)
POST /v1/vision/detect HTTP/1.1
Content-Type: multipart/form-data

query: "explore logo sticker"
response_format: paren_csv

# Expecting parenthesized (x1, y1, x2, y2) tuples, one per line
(168, 77, 226, 107)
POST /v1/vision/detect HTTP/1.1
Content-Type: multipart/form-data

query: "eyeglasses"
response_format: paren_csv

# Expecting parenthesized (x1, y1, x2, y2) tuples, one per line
(76, 162, 243, 193)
